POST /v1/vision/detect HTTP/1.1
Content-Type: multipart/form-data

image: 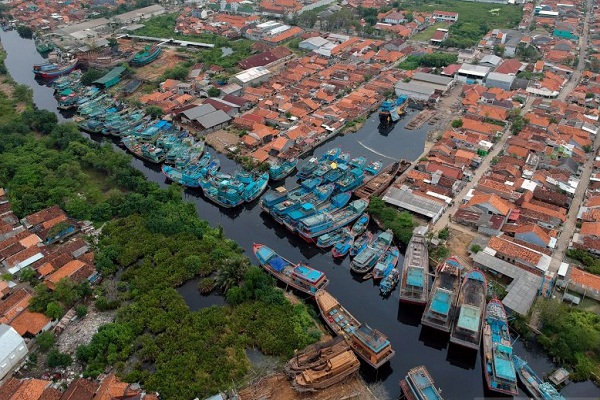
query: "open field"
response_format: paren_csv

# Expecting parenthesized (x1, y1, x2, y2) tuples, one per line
(411, 22, 451, 42)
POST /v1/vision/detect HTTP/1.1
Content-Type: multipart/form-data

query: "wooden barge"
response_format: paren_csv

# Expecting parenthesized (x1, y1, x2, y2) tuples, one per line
(354, 159, 410, 200)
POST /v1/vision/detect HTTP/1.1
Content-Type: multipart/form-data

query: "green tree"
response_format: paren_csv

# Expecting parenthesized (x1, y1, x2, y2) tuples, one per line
(13, 84, 32, 103)
(19, 267, 37, 285)
(145, 106, 163, 119)
(81, 69, 105, 86)
(45, 301, 64, 320)
(36, 331, 55, 351)
(216, 257, 250, 293)
(17, 26, 33, 39)
(451, 119, 463, 128)
(47, 349, 72, 368)
(75, 305, 88, 318)
(207, 87, 221, 97)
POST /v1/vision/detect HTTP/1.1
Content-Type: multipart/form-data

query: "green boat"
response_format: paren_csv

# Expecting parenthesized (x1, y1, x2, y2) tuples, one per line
(130, 45, 162, 67)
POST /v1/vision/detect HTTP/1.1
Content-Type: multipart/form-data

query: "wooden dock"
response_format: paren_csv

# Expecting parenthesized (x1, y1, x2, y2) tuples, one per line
(406, 110, 435, 130)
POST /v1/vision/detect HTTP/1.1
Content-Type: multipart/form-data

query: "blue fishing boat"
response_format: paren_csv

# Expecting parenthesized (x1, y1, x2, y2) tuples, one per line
(33, 57, 78, 79)
(162, 152, 211, 188)
(482, 299, 518, 396)
(372, 246, 399, 283)
(331, 232, 353, 258)
(350, 229, 393, 274)
(130, 45, 162, 67)
(400, 365, 443, 400)
(323, 162, 350, 184)
(242, 172, 270, 203)
(421, 257, 462, 332)
(296, 199, 369, 242)
(349, 156, 367, 169)
(122, 136, 166, 164)
(320, 147, 342, 162)
(450, 269, 487, 349)
(269, 157, 298, 180)
(260, 178, 322, 213)
(316, 228, 351, 249)
(399, 229, 430, 305)
(201, 157, 220, 177)
(282, 187, 344, 231)
(253, 243, 329, 296)
(297, 157, 319, 180)
(350, 213, 370, 237)
(271, 183, 335, 224)
(379, 268, 400, 296)
(202, 176, 245, 208)
(350, 231, 373, 257)
(364, 161, 383, 176)
(379, 95, 408, 125)
(514, 356, 565, 400)
(336, 167, 365, 193)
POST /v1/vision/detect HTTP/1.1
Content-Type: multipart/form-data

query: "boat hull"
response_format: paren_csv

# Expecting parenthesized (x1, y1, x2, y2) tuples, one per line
(33, 60, 78, 79)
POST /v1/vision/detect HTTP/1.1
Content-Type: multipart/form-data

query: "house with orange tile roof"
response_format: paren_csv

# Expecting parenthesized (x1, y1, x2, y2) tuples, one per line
(10, 310, 52, 337)
(44, 260, 93, 290)
(21, 206, 65, 229)
(487, 235, 551, 272)
(566, 267, 600, 300)
(0, 288, 32, 324)
(513, 223, 553, 248)
(0, 378, 52, 400)
(476, 178, 517, 200)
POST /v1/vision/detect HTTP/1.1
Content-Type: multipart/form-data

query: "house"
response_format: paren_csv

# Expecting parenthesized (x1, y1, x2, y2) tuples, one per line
(485, 72, 516, 91)
(45, 259, 94, 290)
(0, 288, 32, 324)
(430, 29, 449, 45)
(495, 58, 524, 75)
(382, 11, 406, 25)
(479, 54, 502, 68)
(487, 235, 551, 272)
(513, 223, 553, 248)
(456, 64, 491, 84)
(0, 324, 28, 380)
(10, 310, 52, 337)
(454, 192, 513, 235)
(432, 10, 458, 22)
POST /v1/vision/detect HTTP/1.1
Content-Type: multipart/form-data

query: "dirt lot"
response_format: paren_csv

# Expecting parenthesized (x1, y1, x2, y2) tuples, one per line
(130, 47, 191, 82)
(56, 307, 116, 354)
(205, 129, 240, 153)
(446, 227, 476, 267)
(239, 373, 379, 400)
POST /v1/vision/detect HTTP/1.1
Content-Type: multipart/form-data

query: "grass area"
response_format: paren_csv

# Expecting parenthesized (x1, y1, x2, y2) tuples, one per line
(411, 22, 449, 42)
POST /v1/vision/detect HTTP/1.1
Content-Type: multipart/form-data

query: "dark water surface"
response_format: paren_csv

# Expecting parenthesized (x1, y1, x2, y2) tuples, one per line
(2, 29, 598, 399)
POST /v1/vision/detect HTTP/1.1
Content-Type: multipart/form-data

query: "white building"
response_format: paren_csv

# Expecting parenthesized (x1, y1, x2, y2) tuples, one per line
(0, 324, 28, 380)
(432, 10, 458, 22)
(233, 66, 271, 87)
(395, 81, 435, 101)
(456, 63, 491, 84)
(485, 72, 516, 90)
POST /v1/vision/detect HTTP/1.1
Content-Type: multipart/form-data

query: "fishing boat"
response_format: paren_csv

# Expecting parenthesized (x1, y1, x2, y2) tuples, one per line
(350, 231, 373, 257)
(253, 243, 329, 295)
(379, 99, 400, 124)
(350, 213, 370, 237)
(130, 44, 162, 67)
(323, 162, 350, 184)
(315, 290, 395, 369)
(399, 365, 443, 400)
(283, 190, 350, 233)
(272, 184, 336, 225)
(372, 246, 399, 283)
(380, 268, 400, 296)
(349, 156, 367, 169)
(335, 167, 365, 193)
(513, 356, 565, 400)
(482, 299, 519, 396)
(331, 232, 353, 258)
(291, 350, 360, 392)
(399, 228, 430, 306)
(421, 257, 462, 332)
(285, 336, 348, 377)
(269, 157, 298, 180)
(122, 136, 166, 164)
(354, 160, 410, 200)
(296, 199, 369, 242)
(242, 172, 270, 203)
(317, 228, 350, 249)
(33, 57, 78, 79)
(296, 157, 319, 180)
(364, 161, 383, 176)
(202, 177, 245, 208)
(350, 229, 393, 274)
(202, 157, 220, 177)
(260, 178, 322, 214)
(162, 153, 212, 188)
(450, 269, 487, 350)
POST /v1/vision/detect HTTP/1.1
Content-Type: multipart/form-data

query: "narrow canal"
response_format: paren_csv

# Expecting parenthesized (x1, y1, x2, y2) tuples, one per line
(2, 30, 598, 399)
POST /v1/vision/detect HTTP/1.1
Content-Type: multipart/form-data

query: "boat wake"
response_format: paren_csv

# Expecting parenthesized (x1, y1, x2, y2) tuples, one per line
(356, 141, 395, 160)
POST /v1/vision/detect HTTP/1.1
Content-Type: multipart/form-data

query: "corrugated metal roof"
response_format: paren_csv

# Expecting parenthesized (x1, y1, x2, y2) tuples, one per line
(0, 324, 26, 366)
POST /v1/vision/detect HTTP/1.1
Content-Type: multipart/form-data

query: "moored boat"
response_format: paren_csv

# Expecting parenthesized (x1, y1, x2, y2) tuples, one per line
(379, 99, 400, 124)
(316, 228, 350, 249)
(296, 199, 369, 242)
(354, 160, 410, 200)
(291, 350, 360, 392)
(372, 245, 399, 283)
(315, 290, 395, 369)
(122, 136, 166, 164)
(350, 213, 370, 237)
(331, 232, 353, 258)
(202, 176, 245, 208)
(350, 231, 373, 257)
(450, 269, 487, 349)
(241, 172, 270, 203)
(253, 243, 329, 295)
(33, 57, 78, 79)
(514, 355, 565, 400)
(399, 228, 430, 305)
(421, 257, 462, 332)
(296, 157, 319, 180)
(380, 268, 400, 296)
(269, 157, 298, 180)
(482, 299, 518, 396)
(350, 229, 393, 274)
(284, 336, 348, 377)
(399, 365, 443, 400)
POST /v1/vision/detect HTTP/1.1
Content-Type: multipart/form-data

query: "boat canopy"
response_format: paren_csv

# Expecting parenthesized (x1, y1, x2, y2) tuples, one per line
(269, 256, 287, 273)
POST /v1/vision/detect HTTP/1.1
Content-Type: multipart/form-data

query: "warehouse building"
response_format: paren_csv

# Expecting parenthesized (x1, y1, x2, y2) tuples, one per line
(0, 324, 28, 380)
(233, 66, 272, 87)
(411, 72, 454, 93)
(456, 64, 491, 84)
(485, 72, 516, 91)
(395, 81, 436, 102)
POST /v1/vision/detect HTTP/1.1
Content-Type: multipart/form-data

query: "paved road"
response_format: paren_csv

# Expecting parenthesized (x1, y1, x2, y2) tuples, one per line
(546, 0, 594, 274)
(431, 96, 536, 232)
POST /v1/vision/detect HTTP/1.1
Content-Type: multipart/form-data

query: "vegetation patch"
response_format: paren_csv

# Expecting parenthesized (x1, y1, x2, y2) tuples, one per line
(368, 197, 417, 245)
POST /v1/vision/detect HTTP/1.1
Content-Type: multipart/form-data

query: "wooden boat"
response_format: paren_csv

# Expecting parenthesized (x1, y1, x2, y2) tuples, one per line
(350, 229, 393, 274)
(269, 157, 297, 181)
(399, 365, 444, 400)
(482, 299, 518, 396)
(350, 213, 370, 237)
(349, 231, 373, 257)
(315, 290, 395, 369)
(316, 228, 350, 249)
(291, 350, 360, 392)
(380, 268, 400, 296)
(514, 355, 566, 400)
(296, 199, 369, 243)
(421, 257, 461, 332)
(130, 44, 162, 67)
(253, 244, 329, 296)
(331, 232, 353, 258)
(450, 269, 487, 350)
(372, 246, 399, 283)
(284, 336, 348, 377)
(353, 159, 410, 200)
(399, 229, 430, 305)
